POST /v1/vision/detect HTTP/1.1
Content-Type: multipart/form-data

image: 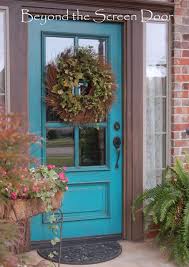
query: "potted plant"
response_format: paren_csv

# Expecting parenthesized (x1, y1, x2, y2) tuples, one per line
(0, 164, 68, 221)
(133, 156, 189, 266)
(0, 112, 68, 254)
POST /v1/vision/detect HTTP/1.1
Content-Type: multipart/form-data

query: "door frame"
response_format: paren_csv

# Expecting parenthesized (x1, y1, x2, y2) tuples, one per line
(3, 0, 174, 241)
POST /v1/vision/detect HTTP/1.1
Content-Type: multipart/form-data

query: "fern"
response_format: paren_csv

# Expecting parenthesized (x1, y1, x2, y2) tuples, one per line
(160, 199, 175, 222)
(183, 202, 189, 244)
(132, 156, 189, 266)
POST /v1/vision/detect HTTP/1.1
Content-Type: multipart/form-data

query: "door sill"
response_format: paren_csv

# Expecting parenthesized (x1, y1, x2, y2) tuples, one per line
(31, 234, 122, 250)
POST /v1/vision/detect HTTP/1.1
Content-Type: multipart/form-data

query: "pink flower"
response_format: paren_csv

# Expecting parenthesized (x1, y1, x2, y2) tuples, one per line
(23, 186, 28, 193)
(32, 185, 39, 193)
(47, 164, 56, 170)
(65, 186, 68, 191)
(1, 171, 7, 176)
(59, 172, 65, 180)
(63, 167, 67, 171)
(10, 192, 17, 200)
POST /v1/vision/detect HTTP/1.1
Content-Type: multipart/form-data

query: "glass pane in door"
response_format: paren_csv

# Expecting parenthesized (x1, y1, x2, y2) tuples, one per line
(78, 38, 106, 56)
(45, 37, 74, 122)
(46, 37, 74, 64)
(46, 128, 74, 167)
(79, 127, 106, 166)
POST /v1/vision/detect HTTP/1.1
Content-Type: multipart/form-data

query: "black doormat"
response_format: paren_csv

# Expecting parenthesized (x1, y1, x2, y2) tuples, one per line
(37, 241, 122, 265)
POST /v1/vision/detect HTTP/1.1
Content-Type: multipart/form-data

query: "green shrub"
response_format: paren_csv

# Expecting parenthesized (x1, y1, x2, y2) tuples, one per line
(133, 156, 189, 266)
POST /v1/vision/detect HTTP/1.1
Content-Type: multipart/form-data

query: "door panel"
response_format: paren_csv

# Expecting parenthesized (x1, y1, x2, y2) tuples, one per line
(28, 20, 123, 240)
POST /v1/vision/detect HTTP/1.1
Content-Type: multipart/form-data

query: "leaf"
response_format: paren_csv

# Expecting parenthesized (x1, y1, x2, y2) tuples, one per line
(172, 159, 189, 188)
(183, 202, 189, 243)
(50, 237, 60, 246)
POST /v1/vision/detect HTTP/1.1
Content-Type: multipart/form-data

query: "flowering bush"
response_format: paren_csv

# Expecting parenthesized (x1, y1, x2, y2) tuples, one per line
(0, 112, 69, 265)
(0, 112, 38, 204)
(0, 165, 68, 210)
(0, 113, 68, 209)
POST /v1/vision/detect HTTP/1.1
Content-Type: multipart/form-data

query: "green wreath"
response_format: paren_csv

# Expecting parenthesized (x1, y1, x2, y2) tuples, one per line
(46, 47, 117, 123)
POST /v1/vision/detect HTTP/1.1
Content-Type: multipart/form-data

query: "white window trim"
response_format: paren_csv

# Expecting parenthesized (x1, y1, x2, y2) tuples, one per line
(0, 6, 10, 112)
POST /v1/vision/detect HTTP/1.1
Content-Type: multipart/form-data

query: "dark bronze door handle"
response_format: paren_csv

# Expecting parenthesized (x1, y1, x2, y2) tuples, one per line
(113, 136, 121, 168)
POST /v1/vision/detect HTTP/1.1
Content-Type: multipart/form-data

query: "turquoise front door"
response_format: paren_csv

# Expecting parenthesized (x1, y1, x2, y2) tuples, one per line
(28, 20, 123, 240)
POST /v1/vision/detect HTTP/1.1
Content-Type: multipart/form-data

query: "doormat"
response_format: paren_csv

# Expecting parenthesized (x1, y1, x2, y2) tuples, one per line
(37, 241, 122, 265)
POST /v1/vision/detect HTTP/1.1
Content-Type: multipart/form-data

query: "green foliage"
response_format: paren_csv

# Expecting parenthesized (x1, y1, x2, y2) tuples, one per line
(133, 157, 189, 266)
(46, 47, 116, 123)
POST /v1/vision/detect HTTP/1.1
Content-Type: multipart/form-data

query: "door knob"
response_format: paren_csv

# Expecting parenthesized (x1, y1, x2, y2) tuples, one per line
(113, 136, 121, 168)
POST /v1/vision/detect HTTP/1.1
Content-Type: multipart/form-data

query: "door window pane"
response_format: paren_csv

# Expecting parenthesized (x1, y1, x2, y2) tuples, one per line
(45, 37, 74, 64)
(46, 128, 74, 167)
(46, 107, 60, 122)
(45, 37, 74, 121)
(78, 39, 106, 56)
(144, 23, 168, 189)
(79, 127, 106, 166)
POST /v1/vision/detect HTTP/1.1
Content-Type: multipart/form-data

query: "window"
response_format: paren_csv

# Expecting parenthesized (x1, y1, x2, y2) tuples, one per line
(144, 22, 169, 189)
(0, 8, 8, 112)
(44, 35, 108, 168)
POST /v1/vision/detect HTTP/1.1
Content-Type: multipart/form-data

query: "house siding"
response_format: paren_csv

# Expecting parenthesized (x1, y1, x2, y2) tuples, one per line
(172, 0, 189, 161)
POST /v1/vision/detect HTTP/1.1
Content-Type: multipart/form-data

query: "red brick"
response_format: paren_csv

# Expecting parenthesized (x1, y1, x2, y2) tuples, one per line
(174, 32, 182, 41)
(182, 66, 189, 73)
(171, 147, 181, 156)
(173, 91, 189, 98)
(173, 123, 189, 131)
(175, 8, 186, 15)
(173, 82, 182, 91)
(173, 99, 182, 107)
(172, 66, 181, 74)
(174, 140, 189, 148)
(172, 132, 181, 139)
(183, 34, 189, 41)
(183, 83, 189, 90)
(182, 42, 189, 49)
(173, 114, 189, 123)
(181, 0, 189, 8)
(174, 49, 182, 58)
(176, 8, 189, 16)
(174, 58, 189, 65)
(173, 41, 182, 49)
(175, 75, 189, 82)
(174, 41, 182, 49)
(183, 17, 189, 25)
(182, 131, 189, 139)
(182, 148, 189, 155)
(182, 99, 189, 106)
(182, 50, 189, 57)
(174, 107, 189, 114)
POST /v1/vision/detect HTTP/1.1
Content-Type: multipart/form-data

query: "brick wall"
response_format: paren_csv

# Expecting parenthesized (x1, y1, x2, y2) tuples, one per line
(172, 0, 189, 161)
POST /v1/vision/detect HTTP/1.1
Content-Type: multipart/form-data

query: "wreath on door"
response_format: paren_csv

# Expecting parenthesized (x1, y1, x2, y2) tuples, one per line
(46, 47, 117, 123)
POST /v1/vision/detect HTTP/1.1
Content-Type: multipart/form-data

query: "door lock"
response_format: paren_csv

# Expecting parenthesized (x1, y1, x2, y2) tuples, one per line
(113, 136, 121, 169)
(114, 121, 120, 131)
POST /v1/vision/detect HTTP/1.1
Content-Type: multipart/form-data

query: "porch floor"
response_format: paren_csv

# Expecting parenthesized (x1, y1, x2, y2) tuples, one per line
(24, 241, 177, 267)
